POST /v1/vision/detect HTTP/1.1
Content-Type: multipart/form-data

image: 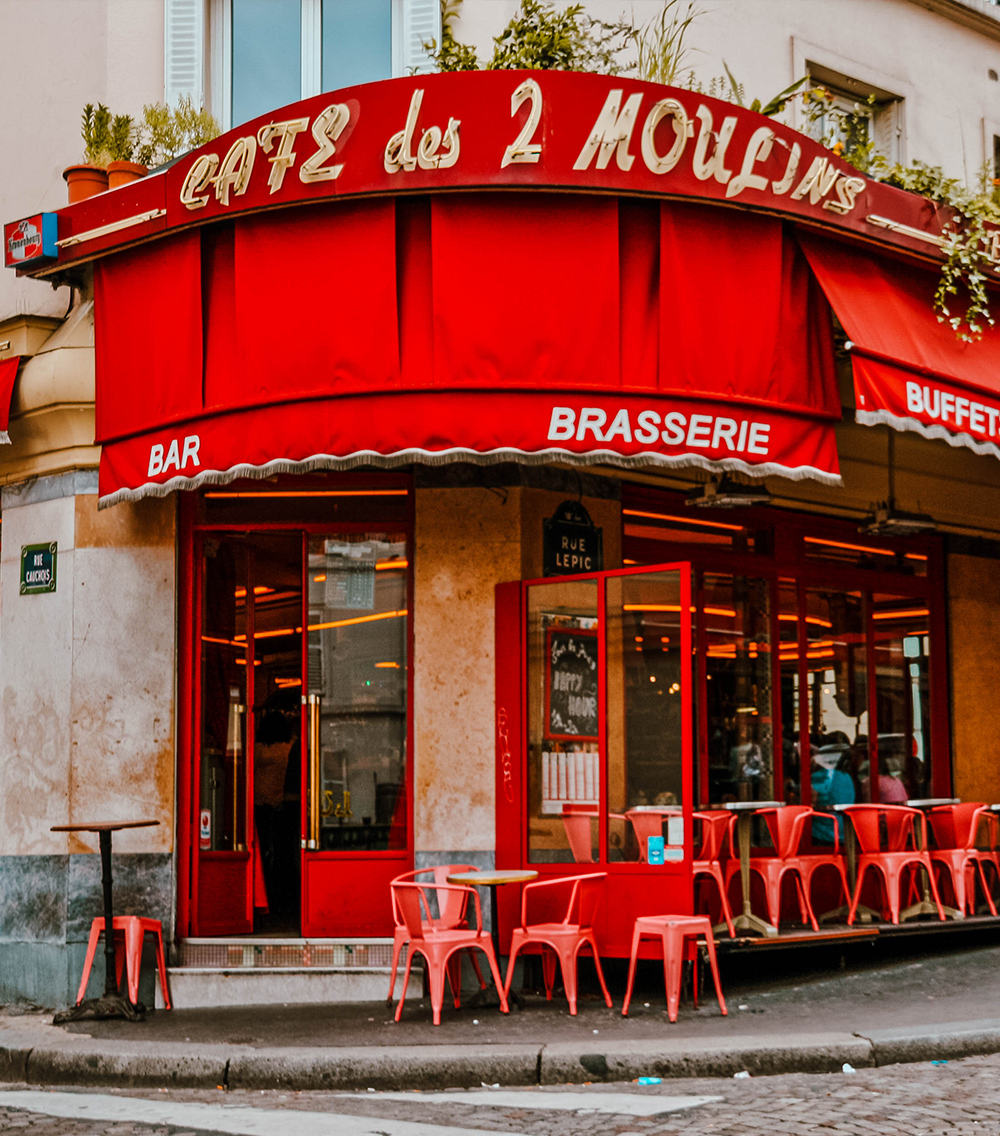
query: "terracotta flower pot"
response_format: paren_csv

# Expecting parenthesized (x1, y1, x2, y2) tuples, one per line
(63, 163, 109, 204)
(107, 160, 148, 190)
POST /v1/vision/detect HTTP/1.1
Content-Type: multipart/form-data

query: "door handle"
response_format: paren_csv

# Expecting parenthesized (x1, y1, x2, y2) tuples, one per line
(308, 694, 321, 850)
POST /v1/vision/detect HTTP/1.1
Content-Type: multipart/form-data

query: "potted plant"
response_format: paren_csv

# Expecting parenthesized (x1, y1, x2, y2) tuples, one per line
(106, 108, 147, 189)
(63, 103, 113, 203)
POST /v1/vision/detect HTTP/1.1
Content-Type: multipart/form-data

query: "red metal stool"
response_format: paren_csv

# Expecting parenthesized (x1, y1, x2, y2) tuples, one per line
(76, 916, 172, 1009)
(621, 914, 727, 1022)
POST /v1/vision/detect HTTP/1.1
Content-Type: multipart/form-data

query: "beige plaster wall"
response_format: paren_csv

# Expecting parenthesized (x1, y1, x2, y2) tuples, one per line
(0, 488, 176, 857)
(412, 486, 521, 851)
(413, 483, 620, 853)
(949, 554, 1000, 804)
(0, 494, 76, 856)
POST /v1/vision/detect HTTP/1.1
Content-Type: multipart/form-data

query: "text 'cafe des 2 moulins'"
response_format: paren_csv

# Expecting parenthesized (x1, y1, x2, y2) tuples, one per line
(8, 68, 1000, 960)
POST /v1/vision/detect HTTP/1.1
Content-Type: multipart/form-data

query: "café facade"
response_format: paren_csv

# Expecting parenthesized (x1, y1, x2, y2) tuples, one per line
(6, 69, 1000, 1004)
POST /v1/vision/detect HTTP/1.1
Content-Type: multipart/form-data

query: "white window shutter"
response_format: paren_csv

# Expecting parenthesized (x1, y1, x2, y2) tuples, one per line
(401, 0, 441, 76)
(165, 0, 206, 108)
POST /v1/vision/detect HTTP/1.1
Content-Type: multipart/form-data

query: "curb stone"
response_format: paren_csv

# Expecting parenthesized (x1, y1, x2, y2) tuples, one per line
(864, 1021, 1000, 1067)
(24, 1044, 232, 1089)
(6, 1022, 1000, 1090)
(540, 1034, 874, 1083)
(0, 1045, 29, 1083)
(228, 1043, 542, 1090)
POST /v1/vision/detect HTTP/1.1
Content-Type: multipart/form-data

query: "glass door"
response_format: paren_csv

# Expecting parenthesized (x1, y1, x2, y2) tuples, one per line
(301, 532, 409, 936)
(193, 529, 410, 937)
(523, 562, 693, 868)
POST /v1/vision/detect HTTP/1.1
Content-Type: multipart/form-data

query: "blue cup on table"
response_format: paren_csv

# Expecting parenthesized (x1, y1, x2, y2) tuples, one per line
(647, 835, 665, 865)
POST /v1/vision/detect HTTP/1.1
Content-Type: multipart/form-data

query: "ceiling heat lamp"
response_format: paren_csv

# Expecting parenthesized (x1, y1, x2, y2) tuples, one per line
(859, 430, 937, 537)
(860, 501, 937, 537)
(685, 475, 772, 509)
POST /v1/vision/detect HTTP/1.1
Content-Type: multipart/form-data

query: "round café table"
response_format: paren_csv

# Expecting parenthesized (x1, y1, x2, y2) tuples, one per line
(50, 819, 159, 1022)
(446, 868, 537, 1007)
(723, 800, 784, 937)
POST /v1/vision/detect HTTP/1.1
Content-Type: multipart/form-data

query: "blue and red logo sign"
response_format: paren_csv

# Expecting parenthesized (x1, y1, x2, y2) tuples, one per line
(3, 213, 57, 268)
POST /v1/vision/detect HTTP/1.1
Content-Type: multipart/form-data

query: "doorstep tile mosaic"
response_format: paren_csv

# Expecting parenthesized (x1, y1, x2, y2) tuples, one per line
(176, 940, 394, 968)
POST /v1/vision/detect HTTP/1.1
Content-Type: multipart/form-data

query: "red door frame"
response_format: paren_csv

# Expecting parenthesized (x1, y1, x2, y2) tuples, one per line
(495, 561, 695, 960)
(176, 478, 414, 939)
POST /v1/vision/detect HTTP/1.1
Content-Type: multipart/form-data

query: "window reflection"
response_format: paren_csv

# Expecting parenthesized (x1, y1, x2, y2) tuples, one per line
(703, 574, 773, 804)
(778, 579, 802, 805)
(232, 0, 301, 127)
(606, 573, 684, 863)
(804, 590, 866, 819)
(872, 595, 932, 802)
(527, 580, 600, 864)
(322, 0, 391, 90)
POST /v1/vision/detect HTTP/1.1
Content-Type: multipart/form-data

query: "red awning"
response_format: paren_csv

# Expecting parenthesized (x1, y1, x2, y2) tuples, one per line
(799, 234, 1000, 462)
(95, 197, 842, 505)
(0, 355, 19, 444)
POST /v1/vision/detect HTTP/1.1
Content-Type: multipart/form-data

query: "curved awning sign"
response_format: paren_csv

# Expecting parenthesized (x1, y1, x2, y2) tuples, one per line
(94, 195, 841, 506)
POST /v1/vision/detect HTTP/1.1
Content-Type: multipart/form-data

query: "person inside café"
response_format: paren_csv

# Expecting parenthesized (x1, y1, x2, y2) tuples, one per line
(810, 740, 856, 843)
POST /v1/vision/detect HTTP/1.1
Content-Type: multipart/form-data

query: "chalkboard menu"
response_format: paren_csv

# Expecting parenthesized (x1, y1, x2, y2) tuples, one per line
(545, 627, 599, 740)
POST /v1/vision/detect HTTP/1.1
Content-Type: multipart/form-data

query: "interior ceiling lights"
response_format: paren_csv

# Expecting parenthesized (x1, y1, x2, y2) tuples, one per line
(860, 500, 938, 537)
(685, 476, 772, 509)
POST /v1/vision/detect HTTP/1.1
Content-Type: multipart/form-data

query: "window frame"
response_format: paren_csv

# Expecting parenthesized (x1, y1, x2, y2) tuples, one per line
(791, 36, 911, 167)
(194, 0, 437, 130)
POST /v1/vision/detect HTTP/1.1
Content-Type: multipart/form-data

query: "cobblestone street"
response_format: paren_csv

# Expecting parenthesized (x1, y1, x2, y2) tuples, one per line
(4, 1053, 1000, 1136)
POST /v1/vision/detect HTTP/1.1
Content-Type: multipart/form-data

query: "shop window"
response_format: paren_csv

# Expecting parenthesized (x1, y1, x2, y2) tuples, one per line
(166, 0, 439, 129)
(606, 572, 685, 862)
(527, 578, 601, 864)
(702, 573, 773, 806)
(803, 589, 868, 817)
(802, 535, 928, 577)
(871, 595, 932, 804)
(778, 578, 803, 806)
(622, 506, 765, 562)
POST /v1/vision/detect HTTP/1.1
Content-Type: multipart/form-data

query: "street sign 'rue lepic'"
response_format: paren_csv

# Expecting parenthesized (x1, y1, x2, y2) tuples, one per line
(21, 542, 57, 594)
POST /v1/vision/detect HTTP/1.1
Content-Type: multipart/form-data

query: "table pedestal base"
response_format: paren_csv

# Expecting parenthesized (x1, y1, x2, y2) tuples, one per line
(54, 995, 145, 1023)
(732, 912, 778, 938)
(900, 899, 961, 922)
(819, 903, 880, 925)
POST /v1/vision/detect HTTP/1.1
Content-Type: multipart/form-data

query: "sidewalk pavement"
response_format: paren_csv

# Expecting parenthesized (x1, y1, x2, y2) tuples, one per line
(4, 933, 1000, 1091)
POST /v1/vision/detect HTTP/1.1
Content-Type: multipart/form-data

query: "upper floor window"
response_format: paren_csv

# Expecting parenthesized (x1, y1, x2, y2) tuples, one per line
(165, 0, 439, 131)
(804, 62, 903, 166)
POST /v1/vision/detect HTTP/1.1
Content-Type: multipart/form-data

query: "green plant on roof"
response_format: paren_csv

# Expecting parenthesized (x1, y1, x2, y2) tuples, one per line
(80, 96, 220, 169)
(135, 97, 221, 168)
(427, 0, 632, 74)
(81, 103, 136, 165)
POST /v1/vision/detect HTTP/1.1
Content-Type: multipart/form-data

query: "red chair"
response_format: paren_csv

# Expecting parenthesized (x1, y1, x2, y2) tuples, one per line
(927, 802, 997, 916)
(391, 880, 508, 1025)
(77, 916, 171, 1009)
(797, 810, 851, 920)
(502, 873, 613, 1015)
(562, 805, 597, 863)
(387, 865, 487, 1003)
(621, 914, 727, 1022)
(729, 806, 823, 931)
(845, 804, 945, 925)
(980, 808, 1000, 902)
(692, 811, 736, 937)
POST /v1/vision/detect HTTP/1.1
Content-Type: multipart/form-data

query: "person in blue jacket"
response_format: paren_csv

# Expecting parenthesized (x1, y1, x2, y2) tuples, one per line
(810, 742, 856, 843)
